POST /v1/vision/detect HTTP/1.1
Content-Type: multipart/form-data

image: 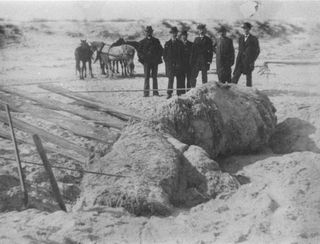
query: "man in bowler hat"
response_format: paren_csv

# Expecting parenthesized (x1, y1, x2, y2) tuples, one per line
(163, 27, 184, 99)
(138, 26, 163, 97)
(180, 30, 193, 92)
(190, 24, 213, 87)
(214, 26, 235, 83)
(232, 22, 260, 87)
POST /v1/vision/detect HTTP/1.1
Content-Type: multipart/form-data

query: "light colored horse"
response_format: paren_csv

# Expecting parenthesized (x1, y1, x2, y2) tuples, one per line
(98, 44, 135, 78)
(108, 44, 135, 77)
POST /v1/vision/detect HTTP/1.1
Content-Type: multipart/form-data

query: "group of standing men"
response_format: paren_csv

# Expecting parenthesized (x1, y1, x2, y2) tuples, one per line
(138, 22, 260, 98)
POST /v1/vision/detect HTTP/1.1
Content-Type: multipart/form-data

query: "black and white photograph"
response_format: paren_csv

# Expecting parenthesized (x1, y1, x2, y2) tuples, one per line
(0, 0, 319, 243)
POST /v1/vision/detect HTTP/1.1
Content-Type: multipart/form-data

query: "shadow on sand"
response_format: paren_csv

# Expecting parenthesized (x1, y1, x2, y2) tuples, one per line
(219, 118, 320, 175)
(269, 117, 320, 154)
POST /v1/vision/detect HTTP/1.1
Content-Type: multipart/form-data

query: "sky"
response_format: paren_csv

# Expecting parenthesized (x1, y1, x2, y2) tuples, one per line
(0, 0, 320, 21)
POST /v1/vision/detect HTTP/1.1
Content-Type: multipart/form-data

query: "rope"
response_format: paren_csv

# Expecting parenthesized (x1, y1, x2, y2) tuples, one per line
(0, 155, 130, 178)
(1, 81, 64, 87)
(23, 88, 193, 95)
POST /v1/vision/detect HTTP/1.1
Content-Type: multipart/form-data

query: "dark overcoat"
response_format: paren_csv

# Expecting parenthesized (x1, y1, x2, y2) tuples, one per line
(163, 39, 184, 77)
(181, 40, 193, 73)
(214, 36, 235, 74)
(234, 34, 260, 75)
(190, 36, 214, 69)
(138, 37, 163, 65)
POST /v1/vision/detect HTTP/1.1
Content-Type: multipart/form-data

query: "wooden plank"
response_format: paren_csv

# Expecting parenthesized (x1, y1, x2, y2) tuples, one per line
(0, 128, 86, 164)
(0, 86, 126, 130)
(38, 84, 142, 121)
(5, 104, 28, 207)
(0, 111, 89, 157)
(0, 96, 119, 143)
(33, 134, 67, 212)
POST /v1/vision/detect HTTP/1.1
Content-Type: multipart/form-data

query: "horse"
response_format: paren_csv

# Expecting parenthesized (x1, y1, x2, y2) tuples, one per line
(125, 41, 140, 51)
(109, 44, 135, 77)
(74, 40, 94, 79)
(97, 44, 136, 78)
(110, 38, 126, 74)
(90, 41, 106, 75)
(123, 41, 140, 74)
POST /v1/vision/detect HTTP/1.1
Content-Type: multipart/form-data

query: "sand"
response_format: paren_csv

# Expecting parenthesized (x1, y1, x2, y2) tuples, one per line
(0, 18, 319, 243)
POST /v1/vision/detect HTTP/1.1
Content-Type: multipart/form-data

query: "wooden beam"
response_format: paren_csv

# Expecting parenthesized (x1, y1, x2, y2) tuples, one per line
(0, 127, 87, 164)
(0, 97, 119, 143)
(38, 84, 142, 121)
(0, 86, 126, 130)
(5, 104, 28, 207)
(0, 111, 89, 157)
(33, 134, 67, 212)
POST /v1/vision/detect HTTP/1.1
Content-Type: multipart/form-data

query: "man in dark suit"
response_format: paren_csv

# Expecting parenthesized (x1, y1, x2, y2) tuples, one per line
(214, 26, 235, 84)
(180, 30, 193, 92)
(138, 26, 163, 97)
(190, 24, 213, 87)
(163, 27, 184, 99)
(232, 22, 260, 87)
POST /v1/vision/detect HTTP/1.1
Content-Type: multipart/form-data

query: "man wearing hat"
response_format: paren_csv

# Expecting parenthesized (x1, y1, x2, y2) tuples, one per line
(190, 24, 214, 87)
(214, 26, 235, 84)
(163, 27, 184, 99)
(138, 26, 163, 97)
(232, 22, 260, 87)
(180, 29, 193, 92)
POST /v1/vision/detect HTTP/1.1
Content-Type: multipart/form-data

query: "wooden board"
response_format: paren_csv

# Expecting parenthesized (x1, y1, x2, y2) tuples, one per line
(38, 84, 142, 121)
(0, 86, 126, 130)
(0, 128, 86, 164)
(0, 96, 119, 143)
(0, 111, 89, 157)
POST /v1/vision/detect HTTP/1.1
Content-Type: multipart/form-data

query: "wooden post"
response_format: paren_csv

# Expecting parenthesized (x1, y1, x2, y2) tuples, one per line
(5, 104, 28, 207)
(32, 134, 67, 212)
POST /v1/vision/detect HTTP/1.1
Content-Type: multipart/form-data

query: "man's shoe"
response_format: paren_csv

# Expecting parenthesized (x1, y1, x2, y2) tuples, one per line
(153, 93, 160, 96)
(166, 94, 172, 99)
(143, 94, 149, 97)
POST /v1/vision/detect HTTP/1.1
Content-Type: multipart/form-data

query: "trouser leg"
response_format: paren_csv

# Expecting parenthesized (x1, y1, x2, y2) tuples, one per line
(143, 63, 151, 96)
(246, 72, 252, 87)
(167, 75, 174, 95)
(181, 72, 186, 91)
(151, 64, 159, 95)
(186, 70, 192, 91)
(219, 67, 232, 83)
(201, 65, 208, 84)
(190, 67, 199, 88)
(231, 69, 242, 84)
(217, 71, 224, 83)
(226, 67, 232, 83)
(176, 72, 185, 95)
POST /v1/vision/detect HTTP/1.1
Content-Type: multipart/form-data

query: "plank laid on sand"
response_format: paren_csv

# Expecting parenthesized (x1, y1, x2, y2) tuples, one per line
(0, 111, 89, 157)
(0, 128, 86, 163)
(0, 86, 126, 130)
(38, 84, 142, 121)
(0, 97, 119, 143)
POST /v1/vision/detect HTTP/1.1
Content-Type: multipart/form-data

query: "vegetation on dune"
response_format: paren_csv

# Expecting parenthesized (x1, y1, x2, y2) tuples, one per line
(0, 23, 23, 47)
(0, 18, 307, 45)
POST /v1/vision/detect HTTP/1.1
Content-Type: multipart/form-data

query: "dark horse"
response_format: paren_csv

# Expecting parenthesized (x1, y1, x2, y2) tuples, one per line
(75, 40, 94, 79)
